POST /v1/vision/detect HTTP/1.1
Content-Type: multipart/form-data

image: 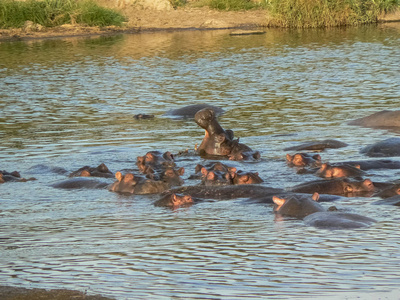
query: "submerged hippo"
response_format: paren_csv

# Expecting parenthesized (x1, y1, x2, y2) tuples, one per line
(0, 170, 36, 183)
(316, 163, 365, 179)
(165, 104, 224, 119)
(273, 193, 376, 229)
(336, 159, 400, 170)
(360, 138, 400, 157)
(372, 194, 400, 206)
(286, 153, 322, 168)
(194, 108, 260, 160)
(169, 184, 284, 202)
(283, 139, 348, 151)
(154, 193, 194, 208)
(69, 163, 114, 178)
(289, 178, 375, 197)
(51, 177, 109, 189)
(348, 110, 400, 128)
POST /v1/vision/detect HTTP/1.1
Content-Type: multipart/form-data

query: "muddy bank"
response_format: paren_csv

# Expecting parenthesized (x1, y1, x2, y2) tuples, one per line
(0, 285, 114, 300)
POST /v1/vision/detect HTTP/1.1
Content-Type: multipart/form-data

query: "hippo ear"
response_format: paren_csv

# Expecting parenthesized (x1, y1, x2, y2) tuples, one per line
(177, 167, 185, 176)
(286, 154, 293, 161)
(312, 192, 320, 201)
(195, 164, 204, 173)
(396, 187, 400, 195)
(320, 163, 328, 170)
(172, 194, 179, 204)
(344, 184, 353, 193)
(354, 164, 361, 169)
(115, 171, 123, 182)
(97, 163, 108, 172)
(272, 196, 286, 209)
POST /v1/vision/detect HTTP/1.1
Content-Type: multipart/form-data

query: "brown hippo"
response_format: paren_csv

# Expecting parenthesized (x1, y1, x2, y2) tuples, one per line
(348, 110, 400, 128)
(272, 192, 323, 219)
(109, 169, 184, 195)
(189, 162, 237, 180)
(335, 159, 400, 170)
(154, 193, 194, 208)
(51, 177, 109, 189)
(316, 163, 365, 179)
(230, 170, 263, 185)
(69, 163, 114, 178)
(360, 138, 400, 157)
(286, 153, 322, 168)
(137, 151, 175, 171)
(288, 178, 375, 197)
(373, 183, 400, 198)
(372, 195, 400, 206)
(200, 169, 231, 186)
(283, 139, 348, 151)
(0, 170, 36, 183)
(273, 193, 376, 229)
(194, 107, 260, 160)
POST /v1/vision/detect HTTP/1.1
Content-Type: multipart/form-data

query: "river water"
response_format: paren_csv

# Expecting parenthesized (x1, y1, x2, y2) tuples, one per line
(1, 24, 400, 299)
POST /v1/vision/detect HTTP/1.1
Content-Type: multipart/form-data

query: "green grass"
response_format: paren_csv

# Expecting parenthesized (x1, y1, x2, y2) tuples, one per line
(194, 0, 267, 11)
(0, 0, 126, 29)
(266, 0, 400, 28)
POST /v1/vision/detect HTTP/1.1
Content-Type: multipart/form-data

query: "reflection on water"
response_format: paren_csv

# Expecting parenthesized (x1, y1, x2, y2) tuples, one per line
(1, 25, 400, 299)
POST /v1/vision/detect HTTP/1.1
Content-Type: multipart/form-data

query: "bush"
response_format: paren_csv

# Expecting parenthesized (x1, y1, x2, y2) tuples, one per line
(196, 0, 267, 11)
(266, 0, 400, 28)
(0, 0, 126, 29)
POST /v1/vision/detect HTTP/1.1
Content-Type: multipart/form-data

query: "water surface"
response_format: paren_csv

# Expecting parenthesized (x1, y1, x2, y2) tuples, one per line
(1, 24, 400, 299)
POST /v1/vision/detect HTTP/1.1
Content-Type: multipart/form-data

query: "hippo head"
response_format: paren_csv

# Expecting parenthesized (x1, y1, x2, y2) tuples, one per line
(169, 193, 193, 208)
(194, 108, 216, 130)
(272, 193, 323, 219)
(109, 172, 139, 194)
(231, 171, 263, 185)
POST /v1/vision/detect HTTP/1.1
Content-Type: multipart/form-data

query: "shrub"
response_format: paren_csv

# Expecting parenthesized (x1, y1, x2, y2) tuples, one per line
(0, 0, 126, 29)
(266, 0, 400, 28)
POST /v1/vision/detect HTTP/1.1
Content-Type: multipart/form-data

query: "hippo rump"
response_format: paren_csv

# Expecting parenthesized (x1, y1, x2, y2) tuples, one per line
(272, 193, 376, 229)
(51, 177, 110, 189)
(360, 138, 400, 157)
(372, 195, 400, 206)
(348, 110, 400, 128)
(336, 159, 400, 171)
(283, 139, 348, 151)
(165, 104, 224, 119)
(288, 178, 375, 197)
(303, 212, 376, 229)
(194, 107, 260, 160)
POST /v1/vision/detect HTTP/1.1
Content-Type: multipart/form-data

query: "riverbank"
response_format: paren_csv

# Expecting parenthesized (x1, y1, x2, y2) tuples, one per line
(1, 5, 399, 42)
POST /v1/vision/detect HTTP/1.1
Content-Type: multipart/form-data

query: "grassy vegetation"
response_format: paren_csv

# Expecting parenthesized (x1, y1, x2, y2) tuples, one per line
(266, 0, 400, 28)
(0, 0, 126, 29)
(193, 0, 267, 11)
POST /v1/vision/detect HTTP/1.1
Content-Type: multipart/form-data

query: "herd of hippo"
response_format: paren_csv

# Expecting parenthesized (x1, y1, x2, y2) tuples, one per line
(3, 105, 400, 230)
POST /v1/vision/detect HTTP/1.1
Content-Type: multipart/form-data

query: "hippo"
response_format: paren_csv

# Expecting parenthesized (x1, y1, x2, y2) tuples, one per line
(372, 194, 400, 206)
(303, 212, 376, 229)
(51, 177, 109, 189)
(137, 151, 175, 170)
(69, 163, 114, 178)
(288, 178, 375, 197)
(316, 163, 365, 179)
(272, 192, 324, 218)
(348, 110, 400, 128)
(230, 170, 263, 185)
(154, 193, 194, 208)
(336, 159, 400, 170)
(0, 170, 36, 183)
(165, 104, 224, 119)
(189, 161, 237, 180)
(286, 153, 322, 168)
(272, 193, 376, 229)
(200, 168, 231, 186)
(109, 169, 184, 195)
(373, 183, 400, 198)
(283, 139, 348, 151)
(194, 108, 260, 160)
(360, 138, 400, 157)
(169, 184, 284, 203)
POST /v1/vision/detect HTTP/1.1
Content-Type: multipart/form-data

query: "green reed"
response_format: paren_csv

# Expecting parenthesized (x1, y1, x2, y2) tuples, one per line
(0, 0, 126, 29)
(194, 0, 267, 11)
(266, 0, 400, 28)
